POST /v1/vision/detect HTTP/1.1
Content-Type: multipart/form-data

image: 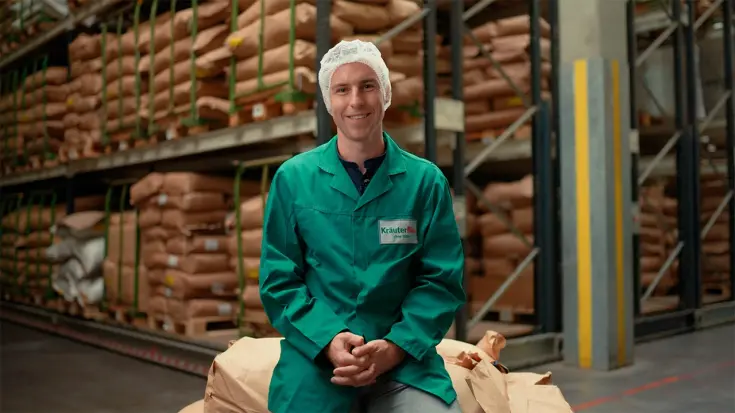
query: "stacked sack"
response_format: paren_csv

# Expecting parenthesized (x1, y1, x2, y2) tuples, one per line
(0, 204, 64, 295)
(225, 194, 273, 336)
(0, 66, 68, 171)
(139, 2, 230, 135)
(700, 175, 731, 295)
(102, 211, 149, 314)
(47, 209, 108, 307)
(471, 175, 535, 314)
(65, 30, 140, 160)
(0, 196, 104, 300)
(638, 183, 679, 296)
(461, 15, 551, 139)
(222, 0, 354, 120)
(200, 330, 573, 413)
(130, 172, 260, 333)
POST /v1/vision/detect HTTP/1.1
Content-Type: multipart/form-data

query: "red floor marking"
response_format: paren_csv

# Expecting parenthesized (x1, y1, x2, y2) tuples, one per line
(573, 360, 735, 411)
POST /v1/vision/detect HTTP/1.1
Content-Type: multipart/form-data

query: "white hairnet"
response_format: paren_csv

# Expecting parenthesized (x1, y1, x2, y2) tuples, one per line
(318, 39, 392, 114)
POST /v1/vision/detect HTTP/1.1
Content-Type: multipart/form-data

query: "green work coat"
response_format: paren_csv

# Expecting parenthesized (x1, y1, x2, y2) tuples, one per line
(259, 133, 466, 413)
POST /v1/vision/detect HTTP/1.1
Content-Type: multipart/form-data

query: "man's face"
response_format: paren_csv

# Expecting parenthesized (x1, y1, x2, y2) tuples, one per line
(329, 62, 384, 142)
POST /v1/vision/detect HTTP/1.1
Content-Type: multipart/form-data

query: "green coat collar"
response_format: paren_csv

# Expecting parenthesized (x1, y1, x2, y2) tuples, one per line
(317, 132, 407, 210)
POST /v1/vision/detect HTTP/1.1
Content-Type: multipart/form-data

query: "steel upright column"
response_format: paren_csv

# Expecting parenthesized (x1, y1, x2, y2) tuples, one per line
(423, 0, 438, 162)
(530, 0, 559, 334)
(559, 0, 635, 370)
(722, 0, 735, 300)
(626, 0, 642, 317)
(680, 0, 702, 310)
(315, 1, 332, 145)
(450, 0, 467, 343)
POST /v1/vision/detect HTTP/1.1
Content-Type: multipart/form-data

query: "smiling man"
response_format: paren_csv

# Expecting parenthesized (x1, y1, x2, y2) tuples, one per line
(258, 39, 465, 413)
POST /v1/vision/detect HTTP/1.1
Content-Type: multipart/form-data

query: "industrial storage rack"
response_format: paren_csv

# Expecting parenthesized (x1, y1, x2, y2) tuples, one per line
(627, 0, 734, 339)
(0, 0, 732, 375)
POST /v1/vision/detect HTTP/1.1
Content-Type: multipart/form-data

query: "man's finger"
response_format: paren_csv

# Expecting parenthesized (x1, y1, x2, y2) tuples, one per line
(334, 352, 370, 368)
(332, 364, 366, 377)
(351, 342, 378, 358)
(330, 364, 377, 387)
(342, 333, 365, 348)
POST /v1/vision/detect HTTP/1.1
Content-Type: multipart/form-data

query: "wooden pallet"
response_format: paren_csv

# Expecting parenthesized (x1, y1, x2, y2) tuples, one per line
(106, 305, 149, 328)
(148, 314, 237, 337)
(52, 299, 108, 321)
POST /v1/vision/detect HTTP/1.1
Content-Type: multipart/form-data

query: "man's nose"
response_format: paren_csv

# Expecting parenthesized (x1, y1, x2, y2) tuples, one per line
(349, 90, 364, 107)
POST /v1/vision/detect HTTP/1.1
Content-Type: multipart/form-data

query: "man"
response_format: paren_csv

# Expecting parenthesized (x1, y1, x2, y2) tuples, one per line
(259, 39, 465, 413)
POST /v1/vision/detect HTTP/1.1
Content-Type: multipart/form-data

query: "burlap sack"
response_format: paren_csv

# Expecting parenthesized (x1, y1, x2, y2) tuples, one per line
(482, 233, 534, 258)
(478, 176, 534, 210)
(147, 80, 228, 114)
(226, 3, 354, 59)
(145, 251, 230, 274)
(147, 192, 230, 212)
(225, 195, 267, 231)
(160, 269, 239, 299)
(142, 2, 230, 54)
(466, 107, 529, 133)
(229, 256, 260, 276)
(167, 234, 230, 255)
(226, 230, 262, 257)
(139, 207, 163, 229)
(229, 40, 316, 82)
(332, 0, 391, 31)
(102, 260, 150, 311)
(167, 298, 237, 321)
(163, 172, 252, 195)
(106, 223, 138, 267)
(140, 25, 230, 74)
(131, 172, 165, 205)
(161, 209, 229, 233)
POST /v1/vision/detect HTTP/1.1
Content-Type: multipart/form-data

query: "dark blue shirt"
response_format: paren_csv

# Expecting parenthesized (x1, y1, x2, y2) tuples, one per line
(339, 153, 386, 195)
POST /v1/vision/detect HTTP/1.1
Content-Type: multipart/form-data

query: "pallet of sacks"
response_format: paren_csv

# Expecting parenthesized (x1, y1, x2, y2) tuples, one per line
(638, 183, 679, 304)
(0, 196, 104, 306)
(225, 193, 277, 337)
(65, 17, 166, 158)
(460, 15, 552, 140)
(470, 175, 535, 323)
(102, 211, 150, 326)
(138, 1, 232, 139)
(129, 171, 261, 338)
(700, 174, 731, 301)
(0, 66, 68, 173)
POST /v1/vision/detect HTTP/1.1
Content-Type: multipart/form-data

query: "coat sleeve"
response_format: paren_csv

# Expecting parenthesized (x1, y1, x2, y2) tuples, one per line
(259, 168, 349, 361)
(383, 174, 466, 362)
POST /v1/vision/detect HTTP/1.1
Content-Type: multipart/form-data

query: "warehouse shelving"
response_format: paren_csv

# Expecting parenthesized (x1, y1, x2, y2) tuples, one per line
(0, 0, 124, 70)
(627, 0, 734, 340)
(2, 0, 729, 376)
(0, 0, 566, 369)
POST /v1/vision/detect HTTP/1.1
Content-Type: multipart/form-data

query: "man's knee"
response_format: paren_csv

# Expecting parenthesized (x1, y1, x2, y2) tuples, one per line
(364, 382, 461, 413)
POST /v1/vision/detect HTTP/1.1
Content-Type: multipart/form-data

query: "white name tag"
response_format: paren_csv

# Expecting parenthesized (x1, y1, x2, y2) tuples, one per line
(379, 219, 418, 244)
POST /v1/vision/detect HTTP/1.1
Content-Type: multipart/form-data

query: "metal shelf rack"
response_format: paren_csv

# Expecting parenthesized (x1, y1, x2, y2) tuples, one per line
(627, 0, 735, 339)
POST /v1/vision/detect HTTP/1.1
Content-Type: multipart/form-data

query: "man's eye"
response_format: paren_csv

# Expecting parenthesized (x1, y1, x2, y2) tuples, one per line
(336, 87, 346, 93)
(364, 84, 375, 90)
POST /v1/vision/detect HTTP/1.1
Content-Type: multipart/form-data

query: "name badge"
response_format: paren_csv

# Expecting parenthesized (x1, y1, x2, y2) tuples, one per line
(379, 219, 418, 244)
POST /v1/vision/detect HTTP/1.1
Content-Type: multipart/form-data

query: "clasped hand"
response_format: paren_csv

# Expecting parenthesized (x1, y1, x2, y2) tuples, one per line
(325, 332, 405, 387)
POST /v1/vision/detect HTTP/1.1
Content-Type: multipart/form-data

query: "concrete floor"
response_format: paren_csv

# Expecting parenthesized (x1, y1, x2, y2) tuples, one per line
(532, 323, 735, 412)
(0, 321, 206, 413)
(1, 320, 733, 412)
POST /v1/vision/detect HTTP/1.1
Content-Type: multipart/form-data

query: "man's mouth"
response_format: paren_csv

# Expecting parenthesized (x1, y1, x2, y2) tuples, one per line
(347, 113, 370, 120)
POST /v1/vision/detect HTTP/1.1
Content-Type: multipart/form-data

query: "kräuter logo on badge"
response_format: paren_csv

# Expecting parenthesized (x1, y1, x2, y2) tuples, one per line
(379, 220, 418, 244)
